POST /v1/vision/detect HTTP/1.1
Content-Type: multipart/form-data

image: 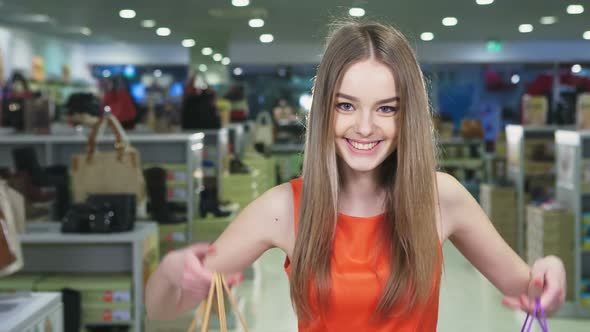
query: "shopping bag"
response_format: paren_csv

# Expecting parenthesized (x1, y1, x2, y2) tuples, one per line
(71, 113, 146, 207)
(0, 179, 24, 277)
(186, 272, 250, 332)
(520, 298, 549, 332)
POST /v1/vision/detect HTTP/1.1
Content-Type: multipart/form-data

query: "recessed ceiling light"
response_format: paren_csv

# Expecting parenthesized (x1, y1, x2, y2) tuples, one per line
(442, 17, 458, 26)
(349, 8, 366, 17)
(249, 19, 265, 28)
(233, 67, 244, 76)
(182, 39, 196, 48)
(80, 27, 92, 36)
(199, 64, 208, 72)
(476, 0, 494, 5)
(519, 24, 533, 33)
(232, 0, 250, 7)
(154, 69, 163, 77)
(567, 4, 584, 15)
(420, 32, 434, 41)
(260, 34, 274, 43)
(511, 74, 520, 84)
(222, 57, 231, 65)
(540, 16, 557, 25)
(572, 64, 582, 73)
(141, 20, 156, 28)
(584, 31, 590, 40)
(202, 47, 213, 56)
(156, 27, 171, 36)
(119, 9, 136, 19)
(213, 53, 223, 62)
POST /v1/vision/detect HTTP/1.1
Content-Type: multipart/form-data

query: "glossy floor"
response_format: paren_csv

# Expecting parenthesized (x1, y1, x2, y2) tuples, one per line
(227, 244, 590, 332)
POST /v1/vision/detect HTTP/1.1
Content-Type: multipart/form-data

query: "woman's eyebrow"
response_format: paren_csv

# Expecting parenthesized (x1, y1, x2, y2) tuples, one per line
(336, 93, 400, 105)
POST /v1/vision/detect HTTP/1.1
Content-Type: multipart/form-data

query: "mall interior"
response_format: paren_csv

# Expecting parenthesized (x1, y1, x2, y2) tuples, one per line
(1, 0, 590, 331)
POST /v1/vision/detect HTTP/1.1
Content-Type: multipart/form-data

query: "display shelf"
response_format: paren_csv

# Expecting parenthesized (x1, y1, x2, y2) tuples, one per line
(554, 129, 590, 317)
(18, 221, 159, 331)
(0, 292, 63, 332)
(505, 125, 567, 257)
(0, 132, 203, 241)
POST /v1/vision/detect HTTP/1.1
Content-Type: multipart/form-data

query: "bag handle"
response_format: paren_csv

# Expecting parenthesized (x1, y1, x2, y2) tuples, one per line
(520, 298, 549, 332)
(187, 273, 250, 332)
(86, 112, 128, 162)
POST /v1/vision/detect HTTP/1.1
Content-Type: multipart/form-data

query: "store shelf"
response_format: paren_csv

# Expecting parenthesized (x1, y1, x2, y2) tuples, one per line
(439, 159, 483, 168)
(554, 129, 590, 318)
(0, 132, 204, 242)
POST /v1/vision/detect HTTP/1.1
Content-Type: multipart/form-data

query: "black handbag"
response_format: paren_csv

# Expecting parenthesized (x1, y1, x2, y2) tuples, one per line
(87, 194, 136, 232)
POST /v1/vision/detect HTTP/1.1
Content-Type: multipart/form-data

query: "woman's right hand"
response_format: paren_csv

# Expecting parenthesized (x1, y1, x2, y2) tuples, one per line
(162, 243, 244, 304)
(162, 243, 216, 303)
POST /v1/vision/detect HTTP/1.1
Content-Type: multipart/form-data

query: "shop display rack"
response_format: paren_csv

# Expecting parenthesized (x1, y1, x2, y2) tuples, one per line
(553, 130, 590, 317)
(505, 125, 567, 257)
(0, 132, 204, 241)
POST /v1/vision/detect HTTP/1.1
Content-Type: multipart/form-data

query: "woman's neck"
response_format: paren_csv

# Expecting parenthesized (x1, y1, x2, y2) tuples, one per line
(338, 165, 386, 217)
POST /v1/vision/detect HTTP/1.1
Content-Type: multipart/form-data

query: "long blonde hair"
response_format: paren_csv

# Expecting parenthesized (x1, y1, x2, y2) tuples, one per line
(290, 20, 440, 321)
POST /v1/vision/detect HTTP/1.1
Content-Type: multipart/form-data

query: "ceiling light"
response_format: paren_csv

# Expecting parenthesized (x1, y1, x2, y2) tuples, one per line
(233, 67, 244, 76)
(540, 16, 557, 25)
(199, 64, 207, 72)
(260, 34, 274, 43)
(511, 74, 520, 84)
(182, 39, 196, 48)
(222, 57, 231, 65)
(154, 69, 163, 77)
(249, 19, 265, 28)
(519, 24, 534, 33)
(119, 9, 136, 19)
(572, 64, 582, 73)
(213, 53, 223, 62)
(584, 31, 590, 40)
(476, 0, 494, 5)
(102, 69, 111, 78)
(349, 8, 366, 17)
(442, 17, 458, 26)
(141, 20, 156, 28)
(29, 14, 52, 23)
(420, 32, 434, 41)
(80, 27, 92, 36)
(232, 0, 250, 7)
(156, 27, 171, 36)
(567, 4, 584, 14)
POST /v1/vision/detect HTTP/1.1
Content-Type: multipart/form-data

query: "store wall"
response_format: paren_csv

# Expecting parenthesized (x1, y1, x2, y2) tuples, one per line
(229, 40, 590, 65)
(0, 25, 92, 82)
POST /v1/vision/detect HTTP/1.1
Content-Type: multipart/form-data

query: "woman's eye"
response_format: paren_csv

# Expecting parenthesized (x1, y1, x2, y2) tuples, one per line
(336, 103, 354, 112)
(378, 106, 399, 114)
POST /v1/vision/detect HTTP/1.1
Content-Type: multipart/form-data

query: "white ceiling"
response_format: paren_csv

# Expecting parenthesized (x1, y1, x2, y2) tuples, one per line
(0, 0, 589, 54)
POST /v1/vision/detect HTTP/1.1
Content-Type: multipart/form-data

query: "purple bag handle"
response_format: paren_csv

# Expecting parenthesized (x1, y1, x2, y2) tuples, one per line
(520, 298, 549, 332)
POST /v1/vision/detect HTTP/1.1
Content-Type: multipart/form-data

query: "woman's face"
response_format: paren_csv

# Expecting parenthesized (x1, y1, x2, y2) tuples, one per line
(333, 59, 400, 174)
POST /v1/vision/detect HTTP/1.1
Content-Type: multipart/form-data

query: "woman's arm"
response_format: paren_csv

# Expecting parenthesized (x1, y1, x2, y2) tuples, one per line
(145, 183, 294, 320)
(437, 172, 565, 313)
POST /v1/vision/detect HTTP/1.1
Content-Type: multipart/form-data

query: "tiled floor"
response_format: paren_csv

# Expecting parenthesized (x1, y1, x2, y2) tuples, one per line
(230, 244, 590, 332)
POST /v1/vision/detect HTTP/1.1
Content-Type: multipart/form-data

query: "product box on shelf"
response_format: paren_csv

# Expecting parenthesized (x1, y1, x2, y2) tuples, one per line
(526, 204, 575, 300)
(584, 237, 590, 250)
(582, 279, 590, 293)
(35, 274, 133, 306)
(480, 184, 518, 249)
(83, 302, 133, 323)
(0, 273, 46, 292)
(581, 293, 590, 307)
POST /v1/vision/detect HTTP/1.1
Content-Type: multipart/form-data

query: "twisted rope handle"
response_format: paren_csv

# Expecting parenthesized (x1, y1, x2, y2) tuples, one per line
(520, 298, 549, 332)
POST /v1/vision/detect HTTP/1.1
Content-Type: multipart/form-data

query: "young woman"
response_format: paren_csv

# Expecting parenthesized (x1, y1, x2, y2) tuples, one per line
(146, 21, 566, 331)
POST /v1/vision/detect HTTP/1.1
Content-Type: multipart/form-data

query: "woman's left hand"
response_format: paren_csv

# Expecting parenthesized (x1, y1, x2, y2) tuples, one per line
(502, 255, 567, 315)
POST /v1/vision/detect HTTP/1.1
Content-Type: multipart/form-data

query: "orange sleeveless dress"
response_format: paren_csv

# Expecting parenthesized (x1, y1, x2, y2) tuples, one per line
(284, 178, 442, 331)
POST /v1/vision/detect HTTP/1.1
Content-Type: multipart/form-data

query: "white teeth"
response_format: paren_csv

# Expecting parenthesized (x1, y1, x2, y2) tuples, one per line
(349, 140, 378, 150)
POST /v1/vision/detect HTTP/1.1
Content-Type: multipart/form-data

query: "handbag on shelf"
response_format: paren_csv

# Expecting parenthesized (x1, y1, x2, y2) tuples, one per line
(0, 179, 25, 277)
(70, 113, 146, 213)
(187, 272, 250, 332)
